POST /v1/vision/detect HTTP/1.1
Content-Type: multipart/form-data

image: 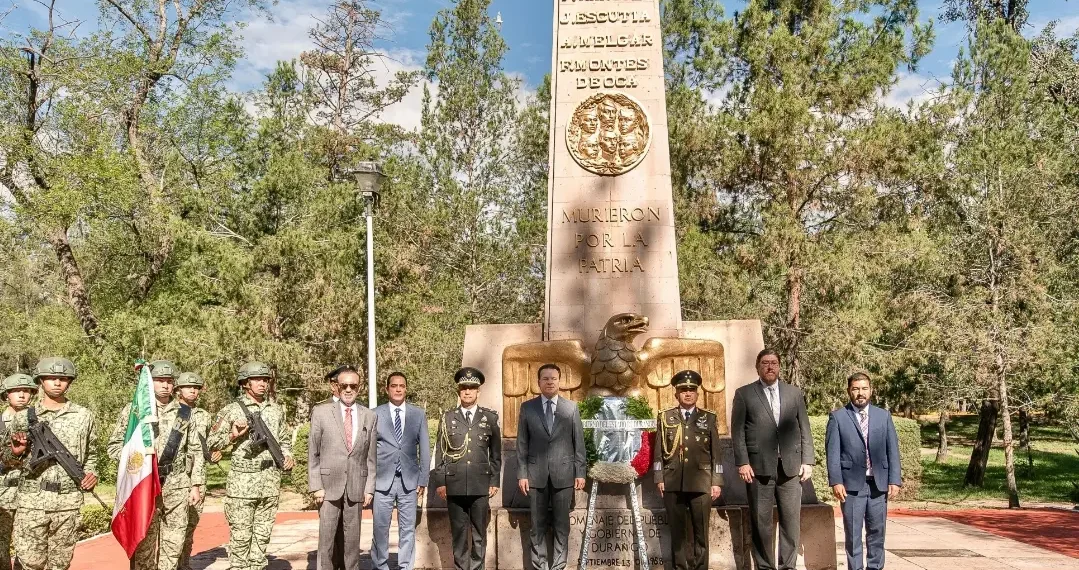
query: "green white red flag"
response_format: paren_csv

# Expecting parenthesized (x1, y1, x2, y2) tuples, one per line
(110, 360, 161, 557)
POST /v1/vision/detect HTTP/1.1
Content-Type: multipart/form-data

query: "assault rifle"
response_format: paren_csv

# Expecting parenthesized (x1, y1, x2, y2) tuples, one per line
(234, 397, 288, 470)
(26, 409, 109, 509)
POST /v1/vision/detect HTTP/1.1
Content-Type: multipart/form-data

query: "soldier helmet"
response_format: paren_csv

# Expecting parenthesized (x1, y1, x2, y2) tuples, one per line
(175, 372, 204, 389)
(454, 367, 485, 389)
(0, 373, 36, 397)
(148, 359, 179, 379)
(237, 361, 272, 385)
(672, 370, 702, 390)
(32, 357, 77, 383)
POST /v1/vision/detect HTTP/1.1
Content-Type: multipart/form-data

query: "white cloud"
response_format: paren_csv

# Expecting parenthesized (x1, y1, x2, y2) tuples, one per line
(232, 1, 429, 130)
(882, 73, 945, 111)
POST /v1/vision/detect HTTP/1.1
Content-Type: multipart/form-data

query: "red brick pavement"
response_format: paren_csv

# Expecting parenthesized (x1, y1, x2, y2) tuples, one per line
(70, 506, 1079, 567)
(893, 507, 1079, 559)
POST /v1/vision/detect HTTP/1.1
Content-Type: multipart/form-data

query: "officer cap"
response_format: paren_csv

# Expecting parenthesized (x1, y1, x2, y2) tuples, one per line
(32, 357, 77, 383)
(175, 372, 204, 388)
(672, 369, 702, 390)
(454, 367, 485, 388)
(324, 364, 359, 382)
(237, 361, 272, 385)
(0, 373, 35, 397)
(148, 359, 178, 379)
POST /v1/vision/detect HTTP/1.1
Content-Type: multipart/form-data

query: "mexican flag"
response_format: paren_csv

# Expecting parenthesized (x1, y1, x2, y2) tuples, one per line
(111, 360, 161, 557)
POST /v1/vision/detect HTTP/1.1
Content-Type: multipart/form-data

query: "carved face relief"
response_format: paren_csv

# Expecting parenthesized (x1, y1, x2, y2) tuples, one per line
(580, 106, 600, 134)
(566, 93, 651, 176)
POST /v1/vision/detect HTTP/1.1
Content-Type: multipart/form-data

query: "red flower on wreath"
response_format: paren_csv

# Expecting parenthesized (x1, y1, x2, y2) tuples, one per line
(630, 431, 654, 478)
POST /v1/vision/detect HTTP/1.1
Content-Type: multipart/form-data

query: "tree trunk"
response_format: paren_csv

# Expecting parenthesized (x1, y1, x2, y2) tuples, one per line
(784, 264, 803, 386)
(936, 410, 949, 463)
(998, 363, 1020, 508)
(46, 226, 101, 342)
(1018, 408, 1033, 469)
(964, 397, 1000, 487)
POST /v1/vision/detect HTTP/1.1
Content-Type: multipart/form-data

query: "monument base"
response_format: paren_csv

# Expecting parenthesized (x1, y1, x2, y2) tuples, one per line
(408, 505, 835, 570)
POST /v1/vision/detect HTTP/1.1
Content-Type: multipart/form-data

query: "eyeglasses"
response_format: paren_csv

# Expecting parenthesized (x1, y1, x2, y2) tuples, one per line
(337, 383, 360, 391)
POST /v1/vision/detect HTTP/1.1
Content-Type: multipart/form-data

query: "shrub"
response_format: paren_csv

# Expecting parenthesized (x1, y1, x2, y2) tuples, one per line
(78, 504, 112, 540)
(810, 414, 922, 502)
(283, 423, 310, 495)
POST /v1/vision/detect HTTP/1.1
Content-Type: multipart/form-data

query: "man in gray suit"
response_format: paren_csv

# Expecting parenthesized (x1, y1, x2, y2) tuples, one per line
(732, 349, 814, 570)
(309, 365, 377, 570)
(516, 363, 586, 570)
(373, 372, 430, 570)
(826, 373, 901, 570)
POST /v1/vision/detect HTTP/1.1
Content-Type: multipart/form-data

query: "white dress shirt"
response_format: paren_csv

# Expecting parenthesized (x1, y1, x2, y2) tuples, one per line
(389, 401, 407, 426)
(460, 404, 478, 424)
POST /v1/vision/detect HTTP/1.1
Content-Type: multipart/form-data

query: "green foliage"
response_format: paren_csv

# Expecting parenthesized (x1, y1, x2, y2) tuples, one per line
(810, 415, 922, 503)
(579, 397, 604, 421)
(624, 396, 655, 421)
(78, 504, 112, 540)
(283, 423, 311, 495)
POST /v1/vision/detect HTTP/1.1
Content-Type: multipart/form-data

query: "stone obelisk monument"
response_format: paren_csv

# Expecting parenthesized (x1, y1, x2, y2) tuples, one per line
(446, 3, 837, 570)
(544, 1, 681, 342)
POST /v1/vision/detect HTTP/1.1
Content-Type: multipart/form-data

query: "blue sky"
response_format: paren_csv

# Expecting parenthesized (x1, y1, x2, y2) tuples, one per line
(3, 0, 1078, 126)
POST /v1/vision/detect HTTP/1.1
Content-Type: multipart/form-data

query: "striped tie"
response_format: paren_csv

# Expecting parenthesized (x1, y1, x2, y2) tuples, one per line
(394, 407, 403, 443)
(860, 409, 871, 473)
(344, 406, 353, 452)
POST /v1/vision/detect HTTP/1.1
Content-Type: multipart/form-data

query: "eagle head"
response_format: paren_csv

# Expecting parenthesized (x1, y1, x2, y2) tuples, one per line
(602, 313, 649, 343)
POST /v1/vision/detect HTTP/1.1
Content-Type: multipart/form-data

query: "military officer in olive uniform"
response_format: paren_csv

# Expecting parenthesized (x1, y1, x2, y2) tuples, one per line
(208, 362, 295, 570)
(174, 371, 220, 570)
(5, 357, 99, 570)
(653, 370, 723, 570)
(108, 360, 206, 570)
(0, 373, 35, 570)
(433, 367, 502, 570)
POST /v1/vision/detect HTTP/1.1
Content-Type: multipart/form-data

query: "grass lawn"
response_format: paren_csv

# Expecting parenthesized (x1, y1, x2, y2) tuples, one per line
(918, 414, 1079, 505)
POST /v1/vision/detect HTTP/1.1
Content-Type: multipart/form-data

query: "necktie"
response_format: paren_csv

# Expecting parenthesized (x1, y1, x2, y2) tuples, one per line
(344, 406, 353, 452)
(394, 407, 403, 443)
(545, 400, 554, 432)
(465, 410, 472, 425)
(769, 386, 780, 424)
(684, 410, 691, 422)
(860, 409, 871, 472)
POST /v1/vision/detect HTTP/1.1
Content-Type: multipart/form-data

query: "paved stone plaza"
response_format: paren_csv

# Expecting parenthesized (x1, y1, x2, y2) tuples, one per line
(71, 509, 1079, 569)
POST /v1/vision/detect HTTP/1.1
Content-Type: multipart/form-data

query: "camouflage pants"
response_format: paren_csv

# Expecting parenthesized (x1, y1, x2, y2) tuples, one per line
(0, 507, 14, 570)
(12, 508, 77, 570)
(176, 491, 204, 570)
(132, 486, 191, 570)
(224, 496, 278, 570)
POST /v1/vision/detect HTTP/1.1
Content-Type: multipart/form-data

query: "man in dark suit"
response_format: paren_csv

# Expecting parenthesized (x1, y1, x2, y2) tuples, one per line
(731, 349, 814, 570)
(516, 363, 586, 570)
(826, 373, 901, 570)
(653, 370, 723, 570)
(433, 367, 502, 570)
(373, 372, 430, 570)
(309, 365, 377, 570)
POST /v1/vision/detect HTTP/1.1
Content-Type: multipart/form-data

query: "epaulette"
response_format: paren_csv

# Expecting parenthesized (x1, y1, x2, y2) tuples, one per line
(700, 408, 716, 417)
(480, 406, 497, 417)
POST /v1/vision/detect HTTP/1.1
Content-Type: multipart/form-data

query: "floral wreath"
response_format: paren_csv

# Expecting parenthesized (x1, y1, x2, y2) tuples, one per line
(580, 395, 656, 483)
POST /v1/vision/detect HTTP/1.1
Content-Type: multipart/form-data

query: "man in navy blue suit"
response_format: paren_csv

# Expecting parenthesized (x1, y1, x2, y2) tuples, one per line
(372, 372, 430, 570)
(825, 373, 902, 570)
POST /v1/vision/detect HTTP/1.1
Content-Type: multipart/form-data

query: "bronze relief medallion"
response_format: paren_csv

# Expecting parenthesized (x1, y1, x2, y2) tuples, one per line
(566, 92, 651, 176)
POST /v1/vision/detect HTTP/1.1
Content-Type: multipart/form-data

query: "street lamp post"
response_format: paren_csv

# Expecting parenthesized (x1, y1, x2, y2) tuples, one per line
(347, 162, 386, 408)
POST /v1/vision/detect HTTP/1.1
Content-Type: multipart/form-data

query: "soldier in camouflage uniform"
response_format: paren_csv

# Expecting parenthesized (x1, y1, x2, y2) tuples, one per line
(0, 373, 35, 570)
(5, 357, 99, 570)
(173, 372, 220, 570)
(207, 362, 294, 570)
(108, 360, 206, 570)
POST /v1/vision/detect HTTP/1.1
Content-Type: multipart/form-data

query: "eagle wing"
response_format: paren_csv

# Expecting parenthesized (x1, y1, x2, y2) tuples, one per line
(501, 340, 590, 437)
(637, 338, 728, 434)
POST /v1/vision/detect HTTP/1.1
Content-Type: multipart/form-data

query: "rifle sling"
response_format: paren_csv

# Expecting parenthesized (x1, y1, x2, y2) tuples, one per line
(159, 405, 191, 481)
